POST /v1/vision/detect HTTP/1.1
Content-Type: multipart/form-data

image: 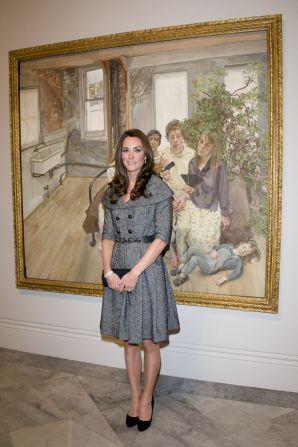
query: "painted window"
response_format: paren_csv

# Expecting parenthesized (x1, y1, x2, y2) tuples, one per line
(80, 67, 105, 140)
(225, 64, 259, 118)
(20, 88, 40, 148)
(154, 71, 188, 144)
(225, 64, 257, 95)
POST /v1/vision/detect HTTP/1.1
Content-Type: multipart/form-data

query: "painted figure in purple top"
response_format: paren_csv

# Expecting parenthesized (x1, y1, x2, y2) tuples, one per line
(177, 131, 231, 254)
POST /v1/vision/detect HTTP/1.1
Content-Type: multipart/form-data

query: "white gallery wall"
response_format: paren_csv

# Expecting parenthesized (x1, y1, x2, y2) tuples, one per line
(1, 0, 298, 392)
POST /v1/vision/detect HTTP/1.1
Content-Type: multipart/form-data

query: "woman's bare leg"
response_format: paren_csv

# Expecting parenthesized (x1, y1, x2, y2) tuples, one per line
(139, 340, 160, 420)
(124, 341, 142, 416)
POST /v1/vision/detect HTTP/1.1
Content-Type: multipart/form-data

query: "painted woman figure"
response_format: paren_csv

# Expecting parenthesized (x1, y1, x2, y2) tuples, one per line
(100, 129, 180, 432)
(178, 131, 230, 254)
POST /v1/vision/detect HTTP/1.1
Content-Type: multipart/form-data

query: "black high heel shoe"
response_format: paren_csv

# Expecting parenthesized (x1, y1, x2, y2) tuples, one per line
(126, 413, 139, 428)
(137, 397, 154, 432)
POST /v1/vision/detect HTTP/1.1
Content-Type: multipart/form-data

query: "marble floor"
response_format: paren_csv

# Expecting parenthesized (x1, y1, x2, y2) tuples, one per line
(0, 348, 298, 446)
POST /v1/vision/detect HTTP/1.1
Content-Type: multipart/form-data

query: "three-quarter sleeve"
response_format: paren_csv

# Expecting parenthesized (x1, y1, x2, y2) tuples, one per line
(217, 163, 230, 217)
(102, 207, 116, 241)
(154, 197, 173, 244)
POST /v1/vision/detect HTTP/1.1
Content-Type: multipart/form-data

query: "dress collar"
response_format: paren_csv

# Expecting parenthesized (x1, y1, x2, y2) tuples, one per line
(102, 174, 173, 209)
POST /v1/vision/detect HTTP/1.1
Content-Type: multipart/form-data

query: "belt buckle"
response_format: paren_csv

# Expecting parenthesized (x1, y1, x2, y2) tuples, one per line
(127, 237, 140, 243)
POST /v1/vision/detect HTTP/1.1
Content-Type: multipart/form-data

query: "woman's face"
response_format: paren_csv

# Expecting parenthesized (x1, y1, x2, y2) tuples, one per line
(121, 136, 146, 175)
(197, 135, 213, 159)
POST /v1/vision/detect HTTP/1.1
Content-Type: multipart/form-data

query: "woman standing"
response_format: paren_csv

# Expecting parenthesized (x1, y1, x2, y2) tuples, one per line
(100, 129, 179, 431)
(177, 131, 230, 254)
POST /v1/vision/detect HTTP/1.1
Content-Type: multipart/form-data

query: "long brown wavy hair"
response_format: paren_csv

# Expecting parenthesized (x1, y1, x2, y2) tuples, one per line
(195, 131, 221, 169)
(108, 129, 154, 203)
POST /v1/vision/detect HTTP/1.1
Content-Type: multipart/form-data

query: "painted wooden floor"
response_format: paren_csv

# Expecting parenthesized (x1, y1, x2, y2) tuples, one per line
(24, 176, 266, 297)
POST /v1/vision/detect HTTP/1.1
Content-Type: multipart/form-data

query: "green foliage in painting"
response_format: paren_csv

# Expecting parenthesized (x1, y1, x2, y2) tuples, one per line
(181, 64, 268, 234)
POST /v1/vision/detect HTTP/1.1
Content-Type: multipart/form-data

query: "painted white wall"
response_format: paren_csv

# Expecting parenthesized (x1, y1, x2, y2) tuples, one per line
(1, 0, 298, 392)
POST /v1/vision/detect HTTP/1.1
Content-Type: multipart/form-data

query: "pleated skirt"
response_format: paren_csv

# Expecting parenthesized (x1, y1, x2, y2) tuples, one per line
(100, 257, 180, 344)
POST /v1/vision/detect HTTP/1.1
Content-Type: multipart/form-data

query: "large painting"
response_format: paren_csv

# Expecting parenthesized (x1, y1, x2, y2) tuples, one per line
(10, 15, 282, 312)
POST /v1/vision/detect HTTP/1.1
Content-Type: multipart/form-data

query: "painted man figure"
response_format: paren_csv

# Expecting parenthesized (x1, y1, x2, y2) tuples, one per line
(160, 119, 194, 265)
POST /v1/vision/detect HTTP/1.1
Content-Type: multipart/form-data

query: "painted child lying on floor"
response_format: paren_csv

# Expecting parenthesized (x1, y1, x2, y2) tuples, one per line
(170, 240, 260, 287)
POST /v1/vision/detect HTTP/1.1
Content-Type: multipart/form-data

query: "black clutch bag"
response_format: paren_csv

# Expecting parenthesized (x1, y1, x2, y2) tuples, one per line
(101, 269, 130, 287)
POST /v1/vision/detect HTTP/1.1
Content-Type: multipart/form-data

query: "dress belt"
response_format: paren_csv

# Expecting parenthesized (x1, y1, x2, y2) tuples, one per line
(115, 235, 155, 243)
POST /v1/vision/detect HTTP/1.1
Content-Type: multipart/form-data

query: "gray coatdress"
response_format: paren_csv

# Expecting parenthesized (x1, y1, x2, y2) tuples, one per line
(100, 174, 180, 344)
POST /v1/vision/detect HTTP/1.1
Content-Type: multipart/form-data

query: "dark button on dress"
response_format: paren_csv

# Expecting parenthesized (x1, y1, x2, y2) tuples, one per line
(100, 174, 180, 344)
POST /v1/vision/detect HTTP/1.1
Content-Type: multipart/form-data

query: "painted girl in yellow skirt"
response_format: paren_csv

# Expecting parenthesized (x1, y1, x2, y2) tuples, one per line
(177, 131, 230, 254)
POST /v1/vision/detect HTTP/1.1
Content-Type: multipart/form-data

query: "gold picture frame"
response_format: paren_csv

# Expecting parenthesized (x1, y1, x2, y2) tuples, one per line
(10, 14, 282, 312)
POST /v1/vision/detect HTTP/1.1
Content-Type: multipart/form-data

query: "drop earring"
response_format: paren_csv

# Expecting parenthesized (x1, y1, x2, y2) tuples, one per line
(144, 158, 147, 164)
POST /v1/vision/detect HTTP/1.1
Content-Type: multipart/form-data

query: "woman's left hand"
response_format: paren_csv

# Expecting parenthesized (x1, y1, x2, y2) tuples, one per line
(183, 185, 194, 195)
(119, 271, 139, 292)
(220, 215, 230, 231)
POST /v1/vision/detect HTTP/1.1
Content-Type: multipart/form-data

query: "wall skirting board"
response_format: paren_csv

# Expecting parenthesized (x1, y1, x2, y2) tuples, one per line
(0, 318, 297, 393)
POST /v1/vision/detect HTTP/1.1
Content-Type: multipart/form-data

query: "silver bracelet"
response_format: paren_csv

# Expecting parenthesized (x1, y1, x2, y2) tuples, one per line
(104, 270, 114, 278)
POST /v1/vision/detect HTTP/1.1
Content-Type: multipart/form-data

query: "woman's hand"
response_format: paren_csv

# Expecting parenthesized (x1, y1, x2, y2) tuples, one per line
(183, 185, 194, 195)
(220, 215, 230, 231)
(210, 249, 217, 259)
(106, 272, 122, 292)
(119, 271, 139, 292)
